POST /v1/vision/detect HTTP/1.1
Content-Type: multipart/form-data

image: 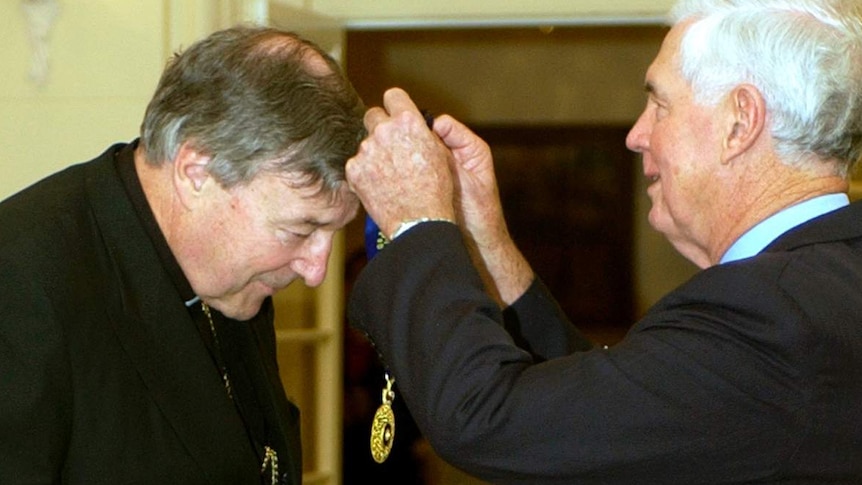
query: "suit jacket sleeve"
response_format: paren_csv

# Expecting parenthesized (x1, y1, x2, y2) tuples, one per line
(502, 277, 593, 360)
(0, 256, 71, 483)
(348, 222, 812, 484)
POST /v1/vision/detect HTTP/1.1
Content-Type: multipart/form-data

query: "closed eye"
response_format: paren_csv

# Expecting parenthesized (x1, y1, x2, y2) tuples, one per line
(276, 229, 312, 245)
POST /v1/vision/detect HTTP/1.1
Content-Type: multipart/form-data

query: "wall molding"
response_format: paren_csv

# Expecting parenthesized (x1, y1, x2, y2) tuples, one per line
(21, 0, 61, 86)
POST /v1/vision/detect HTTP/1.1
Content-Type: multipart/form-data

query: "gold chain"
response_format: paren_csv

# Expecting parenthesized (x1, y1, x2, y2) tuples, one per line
(200, 302, 278, 484)
(201, 302, 232, 399)
(262, 446, 279, 484)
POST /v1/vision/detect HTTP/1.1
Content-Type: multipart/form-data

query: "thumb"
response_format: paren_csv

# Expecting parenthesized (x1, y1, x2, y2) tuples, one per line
(432, 114, 487, 172)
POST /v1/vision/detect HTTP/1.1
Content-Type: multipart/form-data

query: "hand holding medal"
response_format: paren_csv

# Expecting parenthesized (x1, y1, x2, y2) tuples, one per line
(359, 100, 437, 464)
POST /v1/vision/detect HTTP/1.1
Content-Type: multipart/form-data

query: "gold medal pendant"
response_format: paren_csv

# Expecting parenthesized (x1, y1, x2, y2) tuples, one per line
(370, 373, 396, 463)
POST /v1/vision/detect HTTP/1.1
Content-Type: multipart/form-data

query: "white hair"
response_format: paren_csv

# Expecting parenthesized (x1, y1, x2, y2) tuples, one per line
(670, 0, 862, 176)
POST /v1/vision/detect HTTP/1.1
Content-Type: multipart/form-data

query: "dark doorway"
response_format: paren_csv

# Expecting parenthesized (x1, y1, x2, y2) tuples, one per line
(474, 125, 635, 338)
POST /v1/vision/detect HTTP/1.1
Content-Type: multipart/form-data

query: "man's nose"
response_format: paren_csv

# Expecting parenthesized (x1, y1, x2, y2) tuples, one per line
(292, 235, 332, 287)
(626, 110, 650, 153)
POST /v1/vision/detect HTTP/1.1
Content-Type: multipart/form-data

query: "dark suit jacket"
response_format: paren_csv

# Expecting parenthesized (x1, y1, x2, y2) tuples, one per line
(0, 144, 301, 484)
(348, 204, 862, 484)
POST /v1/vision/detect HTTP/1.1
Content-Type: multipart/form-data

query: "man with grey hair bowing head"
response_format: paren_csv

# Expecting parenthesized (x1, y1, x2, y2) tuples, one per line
(0, 26, 364, 484)
(346, 0, 862, 483)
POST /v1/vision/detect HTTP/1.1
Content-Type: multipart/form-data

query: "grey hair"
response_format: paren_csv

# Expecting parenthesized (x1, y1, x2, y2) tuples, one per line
(670, 0, 862, 176)
(140, 26, 366, 193)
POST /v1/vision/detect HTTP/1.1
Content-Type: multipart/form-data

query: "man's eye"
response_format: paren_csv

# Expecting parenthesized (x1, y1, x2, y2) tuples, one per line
(276, 229, 310, 244)
(653, 102, 668, 120)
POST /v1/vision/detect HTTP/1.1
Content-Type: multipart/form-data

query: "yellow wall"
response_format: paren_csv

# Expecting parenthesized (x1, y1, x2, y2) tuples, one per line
(0, 0, 167, 200)
(1, 0, 674, 200)
(0, 0, 693, 315)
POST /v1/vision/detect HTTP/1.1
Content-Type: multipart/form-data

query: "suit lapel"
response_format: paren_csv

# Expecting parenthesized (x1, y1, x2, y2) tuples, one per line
(83, 147, 260, 480)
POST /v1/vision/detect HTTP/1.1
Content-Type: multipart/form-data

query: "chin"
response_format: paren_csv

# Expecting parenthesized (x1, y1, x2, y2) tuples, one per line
(218, 300, 265, 322)
(647, 210, 664, 233)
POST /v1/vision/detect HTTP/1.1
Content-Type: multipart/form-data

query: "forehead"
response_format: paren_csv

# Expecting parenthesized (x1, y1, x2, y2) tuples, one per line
(659, 22, 687, 62)
(645, 22, 691, 95)
(239, 171, 357, 222)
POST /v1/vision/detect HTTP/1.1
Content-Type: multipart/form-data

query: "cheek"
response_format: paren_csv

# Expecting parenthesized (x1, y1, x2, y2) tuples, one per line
(215, 239, 289, 285)
(255, 243, 295, 270)
(652, 124, 702, 193)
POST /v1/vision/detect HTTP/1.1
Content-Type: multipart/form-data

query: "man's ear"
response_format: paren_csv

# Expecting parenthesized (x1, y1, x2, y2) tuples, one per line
(722, 84, 767, 163)
(173, 142, 212, 208)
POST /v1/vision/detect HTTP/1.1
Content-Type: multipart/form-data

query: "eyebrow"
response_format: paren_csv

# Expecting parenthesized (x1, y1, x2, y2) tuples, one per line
(644, 80, 669, 103)
(301, 213, 353, 229)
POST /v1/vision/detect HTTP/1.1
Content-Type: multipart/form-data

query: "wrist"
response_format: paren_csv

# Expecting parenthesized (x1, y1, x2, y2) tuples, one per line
(390, 217, 456, 240)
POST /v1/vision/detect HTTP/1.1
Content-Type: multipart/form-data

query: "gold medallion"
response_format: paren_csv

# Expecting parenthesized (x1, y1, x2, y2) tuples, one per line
(370, 373, 396, 463)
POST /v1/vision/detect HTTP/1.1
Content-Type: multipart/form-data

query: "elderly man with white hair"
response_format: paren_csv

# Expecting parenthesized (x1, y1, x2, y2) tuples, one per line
(346, 0, 862, 483)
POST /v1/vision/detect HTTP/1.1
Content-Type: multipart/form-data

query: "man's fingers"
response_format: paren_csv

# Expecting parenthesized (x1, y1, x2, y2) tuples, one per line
(382, 87, 420, 118)
(433, 114, 486, 171)
(363, 106, 389, 133)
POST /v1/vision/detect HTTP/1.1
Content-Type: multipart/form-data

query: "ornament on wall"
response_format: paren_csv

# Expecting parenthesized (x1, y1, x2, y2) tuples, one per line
(21, 0, 61, 86)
